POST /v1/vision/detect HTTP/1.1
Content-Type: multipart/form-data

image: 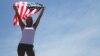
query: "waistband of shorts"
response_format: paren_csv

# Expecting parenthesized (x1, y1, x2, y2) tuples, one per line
(19, 43, 34, 47)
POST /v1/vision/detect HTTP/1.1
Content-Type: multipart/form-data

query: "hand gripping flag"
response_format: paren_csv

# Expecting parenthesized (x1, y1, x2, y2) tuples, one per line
(13, 1, 43, 26)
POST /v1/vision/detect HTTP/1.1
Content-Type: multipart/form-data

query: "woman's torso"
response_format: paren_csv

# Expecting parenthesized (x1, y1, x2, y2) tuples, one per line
(20, 27, 35, 45)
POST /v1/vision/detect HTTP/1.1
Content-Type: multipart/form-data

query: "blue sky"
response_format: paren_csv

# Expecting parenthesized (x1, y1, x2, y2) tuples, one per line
(0, 0, 100, 56)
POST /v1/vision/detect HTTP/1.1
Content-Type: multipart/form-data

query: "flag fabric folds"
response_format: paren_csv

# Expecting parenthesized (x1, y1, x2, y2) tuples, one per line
(13, 1, 43, 26)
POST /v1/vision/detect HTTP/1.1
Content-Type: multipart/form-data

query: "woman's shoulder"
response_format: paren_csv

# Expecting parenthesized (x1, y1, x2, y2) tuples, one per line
(23, 26, 36, 30)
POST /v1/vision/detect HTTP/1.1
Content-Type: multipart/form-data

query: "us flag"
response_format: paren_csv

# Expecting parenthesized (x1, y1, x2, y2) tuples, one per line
(13, 1, 43, 26)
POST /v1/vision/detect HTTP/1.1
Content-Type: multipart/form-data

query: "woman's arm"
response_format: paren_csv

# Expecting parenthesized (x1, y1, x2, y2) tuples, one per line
(33, 7, 45, 29)
(13, 5, 25, 30)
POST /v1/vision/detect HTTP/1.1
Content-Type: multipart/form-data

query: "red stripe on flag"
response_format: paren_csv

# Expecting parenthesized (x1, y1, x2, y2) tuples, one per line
(13, 2, 41, 26)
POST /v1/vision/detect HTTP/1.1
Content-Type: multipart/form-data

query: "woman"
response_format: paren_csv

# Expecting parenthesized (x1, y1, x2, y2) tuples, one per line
(13, 4, 45, 56)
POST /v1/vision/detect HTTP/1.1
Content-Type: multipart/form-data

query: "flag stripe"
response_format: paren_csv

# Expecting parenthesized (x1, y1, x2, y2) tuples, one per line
(13, 1, 42, 26)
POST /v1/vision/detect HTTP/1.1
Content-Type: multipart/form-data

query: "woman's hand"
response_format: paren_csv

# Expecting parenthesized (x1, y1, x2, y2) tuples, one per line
(13, 4, 18, 13)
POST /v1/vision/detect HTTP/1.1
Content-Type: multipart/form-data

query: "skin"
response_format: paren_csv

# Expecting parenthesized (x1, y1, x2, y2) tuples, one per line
(13, 5, 45, 31)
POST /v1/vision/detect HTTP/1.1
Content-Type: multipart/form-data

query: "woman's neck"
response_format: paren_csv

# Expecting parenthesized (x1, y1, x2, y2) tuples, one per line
(26, 25, 32, 27)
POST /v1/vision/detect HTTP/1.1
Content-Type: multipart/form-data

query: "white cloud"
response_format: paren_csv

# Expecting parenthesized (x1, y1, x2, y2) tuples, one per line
(34, 1, 100, 56)
(35, 27, 100, 56)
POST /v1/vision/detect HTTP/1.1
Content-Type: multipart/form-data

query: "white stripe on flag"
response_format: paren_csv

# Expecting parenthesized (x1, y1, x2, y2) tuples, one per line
(23, 9, 30, 18)
(27, 9, 37, 17)
(21, 2, 27, 19)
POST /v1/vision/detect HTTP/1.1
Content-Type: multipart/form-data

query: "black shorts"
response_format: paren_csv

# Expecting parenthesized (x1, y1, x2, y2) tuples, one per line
(18, 43, 34, 48)
(17, 43, 35, 56)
